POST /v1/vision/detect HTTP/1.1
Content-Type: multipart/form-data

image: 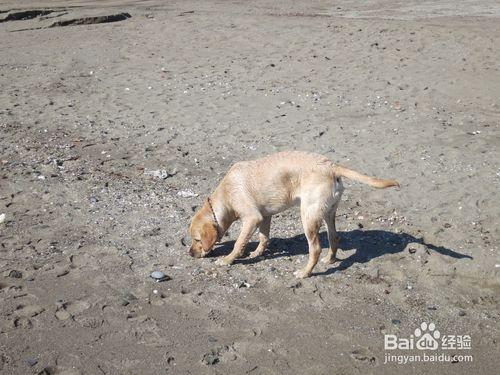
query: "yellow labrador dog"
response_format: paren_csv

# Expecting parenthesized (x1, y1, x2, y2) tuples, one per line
(189, 151, 399, 278)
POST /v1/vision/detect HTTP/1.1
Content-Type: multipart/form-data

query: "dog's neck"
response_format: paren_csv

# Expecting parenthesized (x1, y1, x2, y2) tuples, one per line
(206, 192, 236, 236)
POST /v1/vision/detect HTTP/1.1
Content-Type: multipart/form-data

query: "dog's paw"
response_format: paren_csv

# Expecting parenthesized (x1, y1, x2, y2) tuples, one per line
(248, 250, 263, 259)
(321, 256, 339, 265)
(293, 269, 310, 279)
(215, 257, 233, 266)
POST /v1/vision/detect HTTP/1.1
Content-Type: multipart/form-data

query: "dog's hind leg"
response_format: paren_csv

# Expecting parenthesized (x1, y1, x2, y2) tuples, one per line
(321, 205, 340, 264)
(294, 204, 323, 279)
(249, 216, 271, 258)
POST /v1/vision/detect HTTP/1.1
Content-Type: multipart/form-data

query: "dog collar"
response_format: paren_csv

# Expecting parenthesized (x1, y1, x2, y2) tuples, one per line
(207, 196, 223, 243)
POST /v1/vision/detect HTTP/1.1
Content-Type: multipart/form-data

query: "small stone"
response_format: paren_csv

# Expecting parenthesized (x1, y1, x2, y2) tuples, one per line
(9, 270, 22, 278)
(427, 305, 438, 310)
(89, 196, 98, 204)
(208, 335, 217, 342)
(0, 213, 5, 223)
(458, 310, 467, 317)
(408, 247, 417, 254)
(391, 319, 401, 325)
(150, 271, 168, 282)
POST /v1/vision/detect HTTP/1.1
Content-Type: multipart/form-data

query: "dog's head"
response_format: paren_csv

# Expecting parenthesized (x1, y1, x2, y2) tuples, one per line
(188, 208, 218, 258)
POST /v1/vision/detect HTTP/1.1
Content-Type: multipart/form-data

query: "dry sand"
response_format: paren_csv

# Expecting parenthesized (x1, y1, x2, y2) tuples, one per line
(0, 1, 499, 374)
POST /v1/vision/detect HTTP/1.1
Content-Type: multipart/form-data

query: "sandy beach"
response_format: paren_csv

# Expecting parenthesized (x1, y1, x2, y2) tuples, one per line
(0, 1, 499, 374)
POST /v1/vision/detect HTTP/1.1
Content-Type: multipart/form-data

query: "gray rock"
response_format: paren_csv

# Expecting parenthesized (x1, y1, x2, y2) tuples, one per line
(150, 271, 168, 282)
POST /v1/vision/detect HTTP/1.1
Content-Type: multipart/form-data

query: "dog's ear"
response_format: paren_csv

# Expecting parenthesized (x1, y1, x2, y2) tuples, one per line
(201, 222, 217, 251)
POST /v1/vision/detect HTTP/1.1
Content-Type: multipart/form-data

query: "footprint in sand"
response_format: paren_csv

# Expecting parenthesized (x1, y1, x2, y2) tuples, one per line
(15, 304, 45, 318)
(349, 347, 378, 366)
(13, 316, 32, 329)
(55, 300, 91, 321)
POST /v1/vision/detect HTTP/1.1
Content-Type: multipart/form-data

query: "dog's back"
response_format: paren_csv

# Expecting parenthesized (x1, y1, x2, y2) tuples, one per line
(223, 152, 334, 215)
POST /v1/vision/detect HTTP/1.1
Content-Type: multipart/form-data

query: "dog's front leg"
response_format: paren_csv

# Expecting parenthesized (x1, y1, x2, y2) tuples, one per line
(217, 217, 260, 265)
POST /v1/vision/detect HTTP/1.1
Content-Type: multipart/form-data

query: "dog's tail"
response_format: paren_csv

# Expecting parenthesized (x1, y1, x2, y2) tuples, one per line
(334, 165, 400, 189)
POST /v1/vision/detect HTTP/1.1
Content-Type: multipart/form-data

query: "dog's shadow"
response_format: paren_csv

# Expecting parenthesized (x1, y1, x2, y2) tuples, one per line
(212, 229, 472, 276)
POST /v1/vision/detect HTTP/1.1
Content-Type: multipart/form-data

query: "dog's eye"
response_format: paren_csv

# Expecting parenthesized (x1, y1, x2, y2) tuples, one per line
(193, 238, 201, 242)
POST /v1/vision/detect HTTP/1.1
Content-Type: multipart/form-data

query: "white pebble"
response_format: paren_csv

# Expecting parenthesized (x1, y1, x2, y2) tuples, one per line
(177, 190, 199, 198)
